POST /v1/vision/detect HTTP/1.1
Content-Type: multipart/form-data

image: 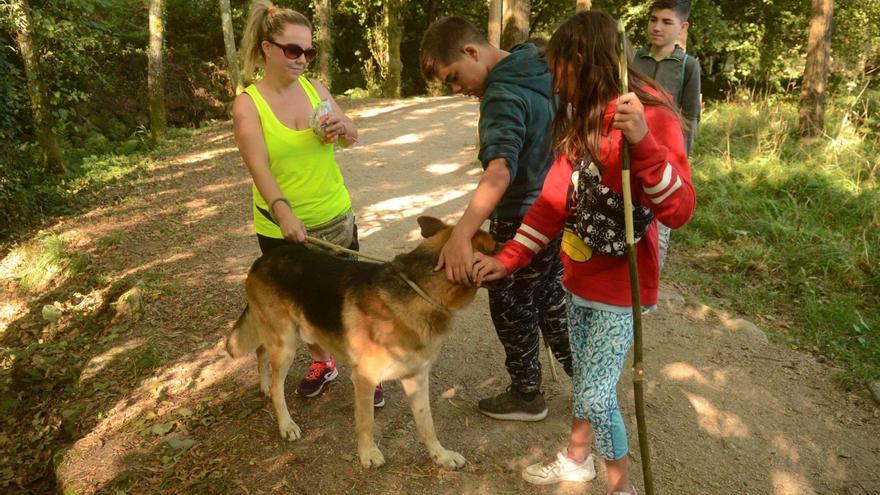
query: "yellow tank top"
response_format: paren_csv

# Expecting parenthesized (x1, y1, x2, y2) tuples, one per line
(244, 77, 351, 237)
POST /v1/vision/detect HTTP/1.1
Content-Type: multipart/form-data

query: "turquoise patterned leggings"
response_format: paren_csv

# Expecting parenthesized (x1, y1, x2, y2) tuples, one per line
(567, 299, 634, 461)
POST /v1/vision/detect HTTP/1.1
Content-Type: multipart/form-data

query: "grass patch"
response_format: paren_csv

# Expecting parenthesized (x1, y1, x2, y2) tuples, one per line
(0, 232, 90, 294)
(670, 92, 879, 386)
(95, 232, 122, 250)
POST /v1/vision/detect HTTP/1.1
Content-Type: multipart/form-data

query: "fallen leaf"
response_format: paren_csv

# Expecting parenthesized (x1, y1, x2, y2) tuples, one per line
(150, 422, 174, 436)
(165, 435, 196, 451)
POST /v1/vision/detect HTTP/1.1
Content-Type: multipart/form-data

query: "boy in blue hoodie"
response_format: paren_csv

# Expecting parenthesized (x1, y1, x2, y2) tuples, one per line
(420, 17, 571, 421)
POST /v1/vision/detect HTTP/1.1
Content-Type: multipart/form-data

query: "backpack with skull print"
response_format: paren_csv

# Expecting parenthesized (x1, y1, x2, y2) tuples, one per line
(566, 155, 655, 256)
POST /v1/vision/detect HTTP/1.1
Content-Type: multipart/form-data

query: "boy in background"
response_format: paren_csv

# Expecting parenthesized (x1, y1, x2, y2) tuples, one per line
(632, 0, 702, 269)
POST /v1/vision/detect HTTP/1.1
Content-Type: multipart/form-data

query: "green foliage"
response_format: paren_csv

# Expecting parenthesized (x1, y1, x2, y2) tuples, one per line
(833, 0, 880, 75)
(28, 0, 148, 141)
(672, 93, 880, 385)
(596, 0, 880, 97)
(0, 32, 29, 143)
(0, 0, 242, 156)
(5, 231, 89, 293)
(1, 147, 150, 243)
(2, 0, 876, 155)
(0, 0, 243, 237)
(3, 0, 878, 136)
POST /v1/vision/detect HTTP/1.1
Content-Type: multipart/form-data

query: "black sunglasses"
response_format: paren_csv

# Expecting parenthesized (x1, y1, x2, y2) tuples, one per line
(267, 40, 317, 63)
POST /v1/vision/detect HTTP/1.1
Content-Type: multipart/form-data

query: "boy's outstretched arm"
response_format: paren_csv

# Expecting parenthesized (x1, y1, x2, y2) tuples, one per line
(436, 158, 510, 285)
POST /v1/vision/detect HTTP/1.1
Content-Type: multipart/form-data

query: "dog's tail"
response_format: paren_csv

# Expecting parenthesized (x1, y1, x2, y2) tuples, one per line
(226, 304, 261, 358)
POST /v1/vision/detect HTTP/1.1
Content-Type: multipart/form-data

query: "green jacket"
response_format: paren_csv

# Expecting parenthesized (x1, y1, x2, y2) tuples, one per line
(478, 43, 554, 219)
(632, 45, 702, 155)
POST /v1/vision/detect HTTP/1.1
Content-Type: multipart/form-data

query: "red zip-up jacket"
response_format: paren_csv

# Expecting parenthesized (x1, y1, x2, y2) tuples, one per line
(495, 93, 696, 307)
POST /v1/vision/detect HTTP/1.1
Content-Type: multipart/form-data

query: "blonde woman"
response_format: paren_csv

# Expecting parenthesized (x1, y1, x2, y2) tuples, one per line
(233, 1, 383, 407)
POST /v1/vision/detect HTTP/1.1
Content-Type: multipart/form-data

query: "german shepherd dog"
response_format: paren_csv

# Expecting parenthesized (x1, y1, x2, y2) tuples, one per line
(226, 216, 496, 469)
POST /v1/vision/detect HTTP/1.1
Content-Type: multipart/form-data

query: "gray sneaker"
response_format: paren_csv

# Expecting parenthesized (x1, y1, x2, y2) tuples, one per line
(478, 386, 548, 421)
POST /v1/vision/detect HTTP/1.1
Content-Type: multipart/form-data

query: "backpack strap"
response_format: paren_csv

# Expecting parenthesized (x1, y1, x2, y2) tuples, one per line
(678, 53, 689, 103)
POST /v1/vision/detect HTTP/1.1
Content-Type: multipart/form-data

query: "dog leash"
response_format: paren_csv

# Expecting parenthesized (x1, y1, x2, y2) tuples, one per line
(304, 234, 389, 263)
(306, 235, 448, 314)
(254, 206, 447, 312)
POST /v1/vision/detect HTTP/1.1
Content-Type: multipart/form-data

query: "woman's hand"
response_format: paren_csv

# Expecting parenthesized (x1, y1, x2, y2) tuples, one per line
(472, 252, 509, 286)
(319, 114, 348, 144)
(274, 204, 307, 243)
(310, 79, 358, 147)
(279, 214, 307, 243)
(613, 92, 649, 143)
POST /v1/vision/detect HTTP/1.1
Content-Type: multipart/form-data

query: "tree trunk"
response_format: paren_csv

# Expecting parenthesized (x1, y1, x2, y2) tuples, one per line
(314, 0, 333, 89)
(381, 0, 403, 98)
(798, 0, 834, 138)
(6, 0, 65, 173)
(488, 0, 503, 48)
(500, 0, 530, 50)
(219, 0, 242, 94)
(756, 0, 777, 89)
(148, 0, 167, 143)
(575, 0, 591, 12)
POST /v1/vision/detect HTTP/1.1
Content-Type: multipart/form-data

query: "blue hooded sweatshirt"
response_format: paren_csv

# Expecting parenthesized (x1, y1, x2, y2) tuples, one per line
(477, 43, 554, 219)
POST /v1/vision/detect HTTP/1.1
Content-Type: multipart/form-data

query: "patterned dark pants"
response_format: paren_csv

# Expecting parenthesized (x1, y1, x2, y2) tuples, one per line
(487, 218, 573, 394)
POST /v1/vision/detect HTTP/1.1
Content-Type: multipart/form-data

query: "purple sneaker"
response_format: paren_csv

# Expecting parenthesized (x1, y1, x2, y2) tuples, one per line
(296, 357, 338, 397)
(374, 383, 385, 408)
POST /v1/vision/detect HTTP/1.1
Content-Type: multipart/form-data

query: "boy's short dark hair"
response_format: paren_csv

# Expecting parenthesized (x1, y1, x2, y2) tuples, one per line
(650, 0, 691, 21)
(420, 16, 489, 81)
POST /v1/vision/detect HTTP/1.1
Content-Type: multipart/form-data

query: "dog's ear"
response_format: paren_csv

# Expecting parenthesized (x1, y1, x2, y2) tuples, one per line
(472, 230, 497, 255)
(417, 216, 447, 238)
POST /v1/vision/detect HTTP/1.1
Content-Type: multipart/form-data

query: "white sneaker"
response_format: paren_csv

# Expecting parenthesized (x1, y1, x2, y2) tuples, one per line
(522, 450, 597, 485)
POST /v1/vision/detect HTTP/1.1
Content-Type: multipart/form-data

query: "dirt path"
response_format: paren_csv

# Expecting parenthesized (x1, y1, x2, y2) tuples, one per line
(3, 97, 879, 495)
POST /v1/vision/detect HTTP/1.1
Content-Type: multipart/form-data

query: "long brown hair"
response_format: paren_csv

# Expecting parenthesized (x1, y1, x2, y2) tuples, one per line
(240, 0, 312, 81)
(546, 11, 681, 165)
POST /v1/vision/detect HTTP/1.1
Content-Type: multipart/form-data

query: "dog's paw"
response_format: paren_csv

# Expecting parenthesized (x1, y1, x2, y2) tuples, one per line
(260, 382, 271, 397)
(358, 445, 386, 468)
(278, 418, 302, 441)
(430, 448, 466, 469)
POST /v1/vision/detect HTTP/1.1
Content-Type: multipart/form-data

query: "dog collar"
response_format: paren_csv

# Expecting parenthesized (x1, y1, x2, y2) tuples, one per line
(390, 263, 449, 314)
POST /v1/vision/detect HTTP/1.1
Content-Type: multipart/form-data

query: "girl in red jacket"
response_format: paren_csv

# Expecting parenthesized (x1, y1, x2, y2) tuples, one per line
(473, 11, 695, 495)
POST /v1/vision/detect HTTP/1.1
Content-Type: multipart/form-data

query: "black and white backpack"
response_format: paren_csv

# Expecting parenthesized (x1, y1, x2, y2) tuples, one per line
(566, 155, 654, 256)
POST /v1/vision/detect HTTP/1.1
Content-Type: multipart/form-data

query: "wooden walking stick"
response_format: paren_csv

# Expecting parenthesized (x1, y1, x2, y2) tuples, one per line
(617, 19, 655, 495)
(544, 336, 559, 382)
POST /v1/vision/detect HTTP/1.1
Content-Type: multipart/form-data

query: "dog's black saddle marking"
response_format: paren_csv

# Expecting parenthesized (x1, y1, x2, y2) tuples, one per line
(252, 243, 383, 334)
